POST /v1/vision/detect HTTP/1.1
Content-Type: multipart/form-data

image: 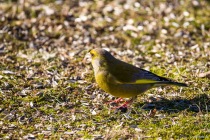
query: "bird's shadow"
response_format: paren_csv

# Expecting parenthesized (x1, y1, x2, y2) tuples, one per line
(134, 93, 210, 113)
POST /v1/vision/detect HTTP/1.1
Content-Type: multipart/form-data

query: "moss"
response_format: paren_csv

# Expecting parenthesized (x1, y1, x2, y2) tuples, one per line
(0, 0, 209, 139)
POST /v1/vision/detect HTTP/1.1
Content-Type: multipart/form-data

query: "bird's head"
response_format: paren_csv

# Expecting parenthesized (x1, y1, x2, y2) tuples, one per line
(89, 48, 115, 74)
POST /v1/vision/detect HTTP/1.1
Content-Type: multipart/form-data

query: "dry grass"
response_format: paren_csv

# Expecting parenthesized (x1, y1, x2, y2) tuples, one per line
(0, 0, 209, 139)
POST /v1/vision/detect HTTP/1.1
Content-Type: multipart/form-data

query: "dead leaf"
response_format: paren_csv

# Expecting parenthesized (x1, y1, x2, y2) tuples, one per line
(198, 71, 210, 79)
(148, 108, 157, 117)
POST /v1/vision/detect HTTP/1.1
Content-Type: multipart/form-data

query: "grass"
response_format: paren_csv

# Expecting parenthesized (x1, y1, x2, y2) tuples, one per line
(0, 0, 210, 139)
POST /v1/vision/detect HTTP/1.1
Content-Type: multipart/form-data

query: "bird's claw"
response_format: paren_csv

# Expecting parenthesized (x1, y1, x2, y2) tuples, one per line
(111, 101, 130, 113)
(105, 97, 124, 106)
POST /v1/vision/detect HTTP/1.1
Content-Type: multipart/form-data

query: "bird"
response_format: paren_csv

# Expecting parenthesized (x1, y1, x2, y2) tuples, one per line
(89, 48, 187, 109)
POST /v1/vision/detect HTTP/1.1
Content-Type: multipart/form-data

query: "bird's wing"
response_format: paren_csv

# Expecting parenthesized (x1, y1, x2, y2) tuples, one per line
(109, 59, 169, 83)
(108, 58, 187, 86)
(132, 69, 188, 86)
(132, 69, 170, 82)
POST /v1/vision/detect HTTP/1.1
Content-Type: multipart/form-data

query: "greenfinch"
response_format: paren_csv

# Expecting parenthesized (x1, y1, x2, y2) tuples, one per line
(90, 48, 187, 108)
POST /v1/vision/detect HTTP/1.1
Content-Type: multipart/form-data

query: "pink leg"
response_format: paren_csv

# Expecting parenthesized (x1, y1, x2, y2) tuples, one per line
(113, 96, 137, 109)
(106, 97, 124, 105)
(112, 98, 124, 103)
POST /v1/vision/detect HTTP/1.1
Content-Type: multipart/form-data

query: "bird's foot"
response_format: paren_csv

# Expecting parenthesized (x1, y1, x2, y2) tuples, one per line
(117, 101, 130, 108)
(114, 102, 128, 113)
(106, 97, 124, 106)
(112, 97, 137, 113)
(111, 101, 130, 113)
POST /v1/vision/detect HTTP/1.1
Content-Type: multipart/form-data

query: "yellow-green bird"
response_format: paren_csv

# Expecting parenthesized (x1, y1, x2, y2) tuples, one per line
(90, 48, 187, 108)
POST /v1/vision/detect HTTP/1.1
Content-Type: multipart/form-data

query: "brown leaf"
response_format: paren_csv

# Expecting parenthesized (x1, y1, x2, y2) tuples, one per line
(148, 109, 157, 117)
(198, 71, 210, 79)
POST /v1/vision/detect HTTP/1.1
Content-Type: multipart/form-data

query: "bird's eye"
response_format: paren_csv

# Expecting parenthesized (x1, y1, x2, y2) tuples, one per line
(90, 52, 95, 57)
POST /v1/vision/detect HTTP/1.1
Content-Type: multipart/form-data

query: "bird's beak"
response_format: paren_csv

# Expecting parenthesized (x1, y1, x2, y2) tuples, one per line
(83, 52, 91, 64)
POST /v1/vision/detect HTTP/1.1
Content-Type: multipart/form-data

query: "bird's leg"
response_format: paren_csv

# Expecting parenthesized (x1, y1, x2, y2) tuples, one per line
(112, 97, 124, 103)
(115, 96, 137, 109)
(106, 97, 124, 106)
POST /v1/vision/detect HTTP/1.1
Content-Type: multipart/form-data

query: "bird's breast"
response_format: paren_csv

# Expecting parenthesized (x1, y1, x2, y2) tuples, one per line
(95, 71, 112, 92)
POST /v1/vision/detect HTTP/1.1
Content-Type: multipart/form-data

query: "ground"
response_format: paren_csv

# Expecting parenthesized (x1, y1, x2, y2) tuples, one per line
(0, 0, 210, 139)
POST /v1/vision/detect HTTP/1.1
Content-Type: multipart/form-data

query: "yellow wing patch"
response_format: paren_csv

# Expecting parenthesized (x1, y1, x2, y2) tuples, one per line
(134, 79, 160, 84)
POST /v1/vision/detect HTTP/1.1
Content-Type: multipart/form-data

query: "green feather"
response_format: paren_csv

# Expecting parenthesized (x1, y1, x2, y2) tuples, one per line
(135, 79, 160, 84)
